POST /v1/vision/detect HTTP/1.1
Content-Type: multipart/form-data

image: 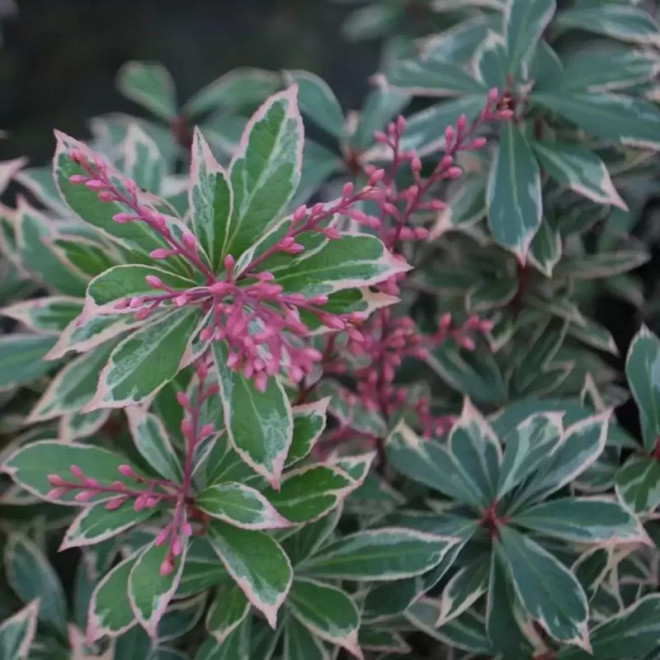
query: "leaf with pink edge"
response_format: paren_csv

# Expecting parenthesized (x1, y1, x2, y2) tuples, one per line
(189, 128, 233, 272)
(213, 341, 293, 488)
(225, 86, 304, 260)
(128, 536, 189, 638)
(286, 398, 329, 467)
(208, 520, 293, 629)
(205, 579, 250, 644)
(197, 483, 292, 530)
(0, 296, 82, 335)
(0, 600, 40, 660)
(289, 578, 362, 659)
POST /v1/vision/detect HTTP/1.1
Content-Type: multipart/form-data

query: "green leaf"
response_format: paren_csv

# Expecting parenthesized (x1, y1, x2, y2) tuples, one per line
(449, 398, 502, 508)
(158, 592, 206, 642)
(286, 399, 329, 468)
(16, 200, 88, 296)
(189, 128, 233, 273)
(262, 464, 361, 524)
(88, 306, 201, 409)
(198, 617, 253, 660)
(281, 509, 341, 567)
(213, 342, 293, 488)
(206, 580, 250, 644)
(209, 520, 292, 628)
(119, 123, 166, 192)
(270, 234, 409, 297)
(514, 411, 610, 507)
(359, 628, 409, 654)
(504, 0, 556, 76)
(560, 50, 660, 93)
(0, 600, 39, 660)
(178, 538, 227, 597)
(88, 553, 138, 641)
(497, 412, 563, 498)
(514, 497, 648, 544)
(616, 456, 660, 515)
(0, 334, 57, 389)
(487, 122, 542, 258)
(431, 173, 487, 237)
(129, 537, 188, 637)
(531, 92, 660, 150)
(556, 249, 649, 280)
(467, 277, 518, 313)
(350, 87, 408, 152)
(2, 440, 135, 505)
(284, 616, 327, 660)
(85, 264, 195, 315)
(385, 59, 487, 96)
(438, 556, 490, 625)
(486, 551, 534, 658)
(625, 326, 660, 453)
(1, 296, 82, 335)
(117, 61, 177, 121)
(497, 526, 590, 648)
(29, 341, 116, 422)
(61, 501, 156, 550)
(197, 483, 291, 530)
(555, 5, 660, 46)
(285, 71, 345, 138)
(387, 422, 483, 508)
(184, 67, 280, 118)
(126, 407, 183, 483)
(4, 534, 67, 634)
(225, 87, 303, 259)
(532, 142, 625, 209)
(556, 594, 660, 660)
(302, 527, 459, 581)
(289, 578, 361, 658)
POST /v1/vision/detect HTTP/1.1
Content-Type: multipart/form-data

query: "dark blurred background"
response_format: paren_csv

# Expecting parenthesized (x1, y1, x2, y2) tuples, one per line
(0, 0, 380, 165)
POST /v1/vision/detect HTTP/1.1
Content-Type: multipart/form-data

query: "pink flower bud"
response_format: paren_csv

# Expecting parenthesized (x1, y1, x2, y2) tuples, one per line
(368, 168, 386, 185)
(145, 275, 163, 289)
(255, 372, 268, 393)
(411, 154, 422, 173)
(182, 522, 193, 536)
(172, 537, 183, 556)
(342, 182, 354, 198)
(134, 308, 152, 321)
(445, 125, 455, 143)
(85, 179, 106, 190)
(498, 109, 515, 120)
(155, 528, 169, 546)
(97, 191, 116, 202)
(176, 392, 189, 407)
(457, 114, 467, 132)
(70, 465, 84, 478)
(489, 87, 499, 102)
(105, 496, 126, 511)
(48, 474, 66, 486)
(224, 255, 235, 277)
(118, 464, 136, 478)
(75, 490, 96, 502)
(293, 205, 307, 222)
(446, 167, 463, 179)
(150, 248, 172, 259)
(374, 130, 388, 143)
(182, 233, 197, 251)
(68, 174, 87, 184)
(397, 115, 407, 133)
(174, 293, 189, 307)
(160, 558, 174, 576)
(113, 212, 135, 224)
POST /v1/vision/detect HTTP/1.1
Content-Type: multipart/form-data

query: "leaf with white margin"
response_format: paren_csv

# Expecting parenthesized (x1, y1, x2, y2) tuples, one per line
(61, 501, 157, 550)
(197, 483, 292, 530)
(449, 398, 502, 508)
(615, 456, 660, 515)
(209, 520, 292, 629)
(1, 440, 137, 505)
(487, 122, 542, 260)
(87, 552, 139, 642)
(438, 556, 490, 625)
(531, 142, 626, 209)
(512, 497, 650, 545)
(556, 593, 660, 660)
(504, 0, 556, 77)
(1, 296, 82, 335)
(261, 463, 362, 524)
(206, 579, 250, 644)
(386, 422, 485, 509)
(86, 306, 202, 410)
(512, 410, 610, 510)
(213, 341, 293, 488)
(189, 128, 233, 272)
(385, 59, 487, 97)
(301, 527, 460, 581)
(126, 407, 182, 482)
(625, 325, 660, 453)
(119, 123, 165, 193)
(271, 233, 410, 297)
(0, 600, 39, 660)
(497, 412, 563, 498)
(28, 340, 117, 422)
(4, 534, 67, 634)
(285, 398, 329, 468)
(117, 61, 177, 121)
(498, 526, 590, 650)
(225, 86, 303, 260)
(289, 578, 362, 659)
(128, 536, 188, 638)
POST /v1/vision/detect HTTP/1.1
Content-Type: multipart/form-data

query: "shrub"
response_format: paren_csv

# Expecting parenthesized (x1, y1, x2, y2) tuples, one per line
(0, 1, 659, 658)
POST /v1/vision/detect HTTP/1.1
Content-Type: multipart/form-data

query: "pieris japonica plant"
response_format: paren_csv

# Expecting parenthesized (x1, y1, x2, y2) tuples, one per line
(0, 1, 659, 659)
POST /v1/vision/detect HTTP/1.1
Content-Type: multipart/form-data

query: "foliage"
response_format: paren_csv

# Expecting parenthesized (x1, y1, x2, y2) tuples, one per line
(0, 1, 659, 658)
